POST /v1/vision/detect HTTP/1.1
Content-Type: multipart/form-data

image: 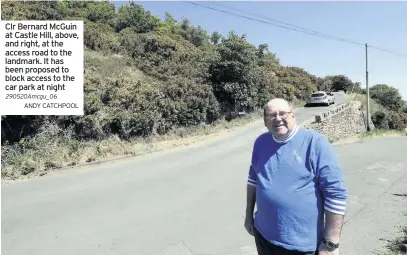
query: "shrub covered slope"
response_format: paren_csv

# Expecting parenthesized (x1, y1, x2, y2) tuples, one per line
(1, 1, 405, 178)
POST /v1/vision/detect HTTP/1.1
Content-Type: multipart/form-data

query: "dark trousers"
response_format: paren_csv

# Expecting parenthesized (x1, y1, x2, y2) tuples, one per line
(253, 227, 317, 255)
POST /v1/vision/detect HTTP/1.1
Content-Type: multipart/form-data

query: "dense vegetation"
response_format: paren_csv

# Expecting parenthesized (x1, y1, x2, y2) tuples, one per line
(1, 0, 406, 178)
(368, 84, 407, 130)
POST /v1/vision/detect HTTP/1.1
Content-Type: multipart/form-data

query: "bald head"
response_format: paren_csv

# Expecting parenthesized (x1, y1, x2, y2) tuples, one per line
(263, 98, 293, 116)
(263, 98, 296, 138)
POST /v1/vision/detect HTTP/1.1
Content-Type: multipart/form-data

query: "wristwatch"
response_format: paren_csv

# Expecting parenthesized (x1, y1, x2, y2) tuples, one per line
(322, 238, 339, 251)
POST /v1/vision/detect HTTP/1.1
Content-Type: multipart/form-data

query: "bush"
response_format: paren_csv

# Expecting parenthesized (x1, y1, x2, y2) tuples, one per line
(388, 112, 407, 131)
(3, 0, 405, 173)
(371, 111, 389, 129)
(370, 84, 405, 112)
(84, 21, 121, 53)
(371, 110, 407, 131)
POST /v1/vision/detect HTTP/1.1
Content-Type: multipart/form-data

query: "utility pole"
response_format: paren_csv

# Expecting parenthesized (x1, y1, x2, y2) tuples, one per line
(365, 43, 371, 131)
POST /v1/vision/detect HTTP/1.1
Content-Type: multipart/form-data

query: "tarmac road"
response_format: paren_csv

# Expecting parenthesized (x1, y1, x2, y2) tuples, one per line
(3, 92, 406, 255)
(337, 136, 407, 255)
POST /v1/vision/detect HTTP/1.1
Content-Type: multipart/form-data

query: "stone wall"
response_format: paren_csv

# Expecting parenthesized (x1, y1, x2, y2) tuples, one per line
(303, 101, 375, 142)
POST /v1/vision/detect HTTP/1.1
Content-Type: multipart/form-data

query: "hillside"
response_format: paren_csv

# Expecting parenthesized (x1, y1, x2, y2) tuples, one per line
(350, 87, 407, 131)
(1, 0, 406, 179)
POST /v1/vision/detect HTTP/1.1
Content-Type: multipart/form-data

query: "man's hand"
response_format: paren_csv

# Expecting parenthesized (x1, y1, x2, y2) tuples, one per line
(244, 216, 254, 236)
(318, 242, 339, 255)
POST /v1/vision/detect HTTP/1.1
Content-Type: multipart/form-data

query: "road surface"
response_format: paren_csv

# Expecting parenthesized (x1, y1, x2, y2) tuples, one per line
(4, 92, 405, 255)
(338, 137, 407, 255)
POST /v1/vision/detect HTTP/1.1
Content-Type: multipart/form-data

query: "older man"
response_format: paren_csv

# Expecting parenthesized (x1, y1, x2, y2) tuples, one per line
(244, 98, 347, 255)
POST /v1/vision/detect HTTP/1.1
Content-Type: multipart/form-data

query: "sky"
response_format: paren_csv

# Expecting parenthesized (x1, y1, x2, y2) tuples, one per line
(114, 1, 407, 100)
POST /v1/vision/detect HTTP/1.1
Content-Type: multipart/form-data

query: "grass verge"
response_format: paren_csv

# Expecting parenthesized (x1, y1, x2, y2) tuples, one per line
(2, 109, 267, 181)
(1, 48, 309, 181)
(359, 129, 406, 139)
(347, 92, 388, 115)
(382, 226, 407, 255)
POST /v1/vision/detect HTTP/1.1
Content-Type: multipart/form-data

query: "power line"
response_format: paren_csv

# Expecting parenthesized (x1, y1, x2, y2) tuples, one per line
(184, 1, 363, 46)
(210, 1, 363, 46)
(183, 1, 406, 133)
(210, 2, 407, 58)
(368, 45, 407, 58)
(184, 1, 407, 59)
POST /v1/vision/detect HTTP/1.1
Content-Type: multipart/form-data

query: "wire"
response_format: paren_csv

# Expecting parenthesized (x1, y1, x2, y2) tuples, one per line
(210, 2, 363, 46)
(184, 1, 363, 46)
(368, 45, 407, 58)
(183, 1, 407, 59)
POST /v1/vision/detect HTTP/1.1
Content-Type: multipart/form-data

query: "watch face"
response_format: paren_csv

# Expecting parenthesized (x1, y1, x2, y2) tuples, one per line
(324, 240, 338, 251)
(326, 241, 335, 249)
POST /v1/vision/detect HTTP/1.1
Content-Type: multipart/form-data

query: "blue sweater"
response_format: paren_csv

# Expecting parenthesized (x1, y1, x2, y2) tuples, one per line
(248, 126, 347, 252)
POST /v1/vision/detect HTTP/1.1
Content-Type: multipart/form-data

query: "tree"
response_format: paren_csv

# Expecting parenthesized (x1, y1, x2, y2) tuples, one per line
(208, 31, 259, 115)
(325, 75, 354, 92)
(157, 12, 180, 34)
(352, 82, 363, 94)
(275, 66, 318, 100)
(115, 1, 160, 33)
(371, 111, 389, 129)
(256, 43, 279, 69)
(370, 84, 404, 111)
(389, 112, 407, 130)
(86, 1, 116, 26)
(210, 31, 222, 45)
(177, 18, 210, 47)
(319, 78, 332, 92)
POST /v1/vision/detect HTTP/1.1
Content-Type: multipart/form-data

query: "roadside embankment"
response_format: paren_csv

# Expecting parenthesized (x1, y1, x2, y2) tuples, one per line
(302, 101, 375, 142)
(1, 110, 262, 181)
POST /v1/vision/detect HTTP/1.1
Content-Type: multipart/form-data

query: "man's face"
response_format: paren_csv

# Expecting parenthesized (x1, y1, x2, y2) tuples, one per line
(264, 104, 296, 136)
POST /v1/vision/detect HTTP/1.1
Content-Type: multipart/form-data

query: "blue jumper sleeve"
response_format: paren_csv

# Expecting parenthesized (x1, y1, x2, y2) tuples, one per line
(248, 140, 258, 187)
(315, 134, 348, 215)
(248, 165, 257, 187)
